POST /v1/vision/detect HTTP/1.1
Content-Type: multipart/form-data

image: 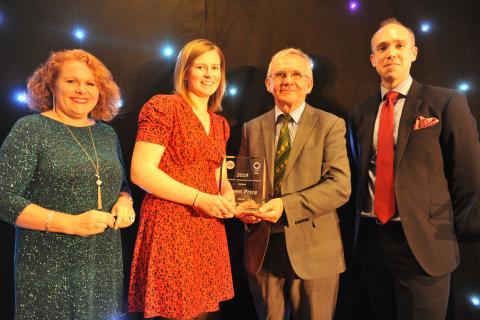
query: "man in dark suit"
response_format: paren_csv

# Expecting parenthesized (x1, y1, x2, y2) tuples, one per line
(351, 18, 480, 319)
(237, 48, 351, 319)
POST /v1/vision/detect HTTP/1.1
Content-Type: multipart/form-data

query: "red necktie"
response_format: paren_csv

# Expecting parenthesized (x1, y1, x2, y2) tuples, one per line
(374, 91, 399, 224)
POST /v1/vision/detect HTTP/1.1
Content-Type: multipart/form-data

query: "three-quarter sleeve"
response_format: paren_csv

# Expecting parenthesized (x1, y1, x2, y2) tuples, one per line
(113, 129, 131, 195)
(136, 95, 175, 147)
(0, 118, 39, 225)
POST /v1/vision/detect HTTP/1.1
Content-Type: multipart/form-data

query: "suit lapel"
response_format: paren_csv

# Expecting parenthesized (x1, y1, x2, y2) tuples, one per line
(359, 94, 381, 176)
(261, 110, 276, 193)
(395, 81, 423, 168)
(283, 105, 317, 180)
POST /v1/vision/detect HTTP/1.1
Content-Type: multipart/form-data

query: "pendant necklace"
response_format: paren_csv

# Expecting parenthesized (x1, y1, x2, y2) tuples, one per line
(61, 121, 103, 210)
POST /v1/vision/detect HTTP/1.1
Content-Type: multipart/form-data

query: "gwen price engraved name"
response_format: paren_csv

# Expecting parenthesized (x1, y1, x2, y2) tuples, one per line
(233, 172, 261, 196)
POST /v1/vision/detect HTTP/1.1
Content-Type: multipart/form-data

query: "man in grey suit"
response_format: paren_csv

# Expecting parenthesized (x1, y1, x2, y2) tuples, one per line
(237, 48, 351, 319)
(351, 18, 480, 319)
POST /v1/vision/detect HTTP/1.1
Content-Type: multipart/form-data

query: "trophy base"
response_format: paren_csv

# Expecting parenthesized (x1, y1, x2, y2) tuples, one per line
(235, 200, 262, 214)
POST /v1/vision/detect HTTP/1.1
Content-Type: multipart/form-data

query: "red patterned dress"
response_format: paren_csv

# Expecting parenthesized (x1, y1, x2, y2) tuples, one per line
(128, 94, 234, 318)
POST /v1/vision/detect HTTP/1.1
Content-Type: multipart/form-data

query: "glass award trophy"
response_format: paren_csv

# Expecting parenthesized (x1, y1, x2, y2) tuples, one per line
(221, 156, 266, 213)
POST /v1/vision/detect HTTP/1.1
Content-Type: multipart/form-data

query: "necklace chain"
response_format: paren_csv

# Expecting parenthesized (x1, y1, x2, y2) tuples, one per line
(62, 123, 103, 210)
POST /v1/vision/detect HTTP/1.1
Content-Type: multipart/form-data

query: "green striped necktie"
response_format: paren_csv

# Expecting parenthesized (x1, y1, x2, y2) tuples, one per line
(274, 113, 292, 197)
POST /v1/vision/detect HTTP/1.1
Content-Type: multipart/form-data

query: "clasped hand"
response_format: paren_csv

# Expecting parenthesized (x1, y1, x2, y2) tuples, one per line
(72, 210, 116, 236)
(235, 198, 284, 224)
(111, 195, 136, 230)
(194, 192, 236, 219)
(72, 196, 135, 236)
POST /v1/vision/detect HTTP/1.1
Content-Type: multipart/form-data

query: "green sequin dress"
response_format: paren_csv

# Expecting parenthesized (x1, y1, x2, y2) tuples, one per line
(0, 114, 128, 320)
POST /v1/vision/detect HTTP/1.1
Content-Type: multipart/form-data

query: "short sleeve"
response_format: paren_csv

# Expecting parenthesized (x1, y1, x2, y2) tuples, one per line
(221, 116, 230, 145)
(136, 95, 176, 147)
(0, 117, 39, 224)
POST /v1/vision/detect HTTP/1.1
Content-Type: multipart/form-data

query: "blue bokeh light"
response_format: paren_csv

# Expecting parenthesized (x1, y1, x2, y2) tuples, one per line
(116, 98, 124, 108)
(458, 82, 470, 92)
(470, 295, 480, 307)
(0, 11, 5, 25)
(73, 27, 86, 41)
(228, 86, 238, 96)
(12, 90, 28, 105)
(161, 45, 174, 58)
(420, 22, 431, 33)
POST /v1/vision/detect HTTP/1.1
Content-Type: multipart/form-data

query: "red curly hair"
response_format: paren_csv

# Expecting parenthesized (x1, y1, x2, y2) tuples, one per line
(27, 49, 121, 121)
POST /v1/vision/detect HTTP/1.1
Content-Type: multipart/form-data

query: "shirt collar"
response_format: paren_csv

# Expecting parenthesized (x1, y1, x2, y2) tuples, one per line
(274, 102, 306, 124)
(380, 75, 413, 99)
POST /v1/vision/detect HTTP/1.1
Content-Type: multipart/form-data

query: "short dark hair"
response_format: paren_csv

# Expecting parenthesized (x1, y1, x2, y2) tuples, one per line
(371, 18, 416, 51)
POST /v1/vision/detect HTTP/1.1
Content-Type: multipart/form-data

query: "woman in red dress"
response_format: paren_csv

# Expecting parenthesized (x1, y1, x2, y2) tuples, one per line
(128, 39, 236, 319)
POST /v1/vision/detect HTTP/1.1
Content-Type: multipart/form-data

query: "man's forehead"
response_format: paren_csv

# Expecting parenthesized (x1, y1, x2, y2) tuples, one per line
(271, 54, 309, 69)
(374, 38, 409, 48)
(372, 24, 412, 43)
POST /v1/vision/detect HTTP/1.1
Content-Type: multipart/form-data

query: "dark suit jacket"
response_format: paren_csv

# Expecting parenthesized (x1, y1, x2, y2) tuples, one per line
(238, 104, 351, 280)
(352, 80, 480, 276)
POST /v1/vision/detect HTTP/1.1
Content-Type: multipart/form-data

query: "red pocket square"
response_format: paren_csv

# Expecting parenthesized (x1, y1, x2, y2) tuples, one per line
(413, 116, 439, 130)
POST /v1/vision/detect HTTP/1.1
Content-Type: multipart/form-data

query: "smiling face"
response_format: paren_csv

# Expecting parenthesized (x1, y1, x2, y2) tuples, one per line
(370, 23, 418, 89)
(52, 59, 99, 122)
(185, 50, 222, 100)
(265, 53, 313, 113)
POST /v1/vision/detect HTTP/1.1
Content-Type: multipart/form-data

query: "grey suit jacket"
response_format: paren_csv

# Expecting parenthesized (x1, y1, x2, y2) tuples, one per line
(352, 80, 480, 276)
(238, 104, 351, 280)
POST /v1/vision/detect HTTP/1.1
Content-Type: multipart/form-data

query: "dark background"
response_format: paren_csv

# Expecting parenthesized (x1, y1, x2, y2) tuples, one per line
(1, 1, 479, 319)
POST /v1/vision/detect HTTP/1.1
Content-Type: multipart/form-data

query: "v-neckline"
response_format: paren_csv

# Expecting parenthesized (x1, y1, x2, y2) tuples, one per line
(188, 104, 212, 136)
(197, 112, 211, 136)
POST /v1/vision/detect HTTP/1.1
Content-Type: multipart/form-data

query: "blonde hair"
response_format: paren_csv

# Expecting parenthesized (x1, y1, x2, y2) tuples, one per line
(173, 39, 226, 112)
(27, 49, 121, 121)
(267, 48, 313, 78)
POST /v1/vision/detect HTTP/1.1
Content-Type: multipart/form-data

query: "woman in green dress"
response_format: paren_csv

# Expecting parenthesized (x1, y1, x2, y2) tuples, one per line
(0, 49, 135, 319)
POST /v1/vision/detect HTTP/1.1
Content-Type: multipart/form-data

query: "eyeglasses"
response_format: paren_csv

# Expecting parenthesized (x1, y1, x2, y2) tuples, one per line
(268, 71, 310, 81)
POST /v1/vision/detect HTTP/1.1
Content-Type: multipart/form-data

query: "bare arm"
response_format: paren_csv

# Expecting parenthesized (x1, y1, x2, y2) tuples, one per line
(131, 141, 235, 218)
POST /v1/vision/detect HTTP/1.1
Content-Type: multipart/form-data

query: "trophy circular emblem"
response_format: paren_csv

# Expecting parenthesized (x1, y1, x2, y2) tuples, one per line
(226, 160, 235, 169)
(253, 161, 261, 170)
